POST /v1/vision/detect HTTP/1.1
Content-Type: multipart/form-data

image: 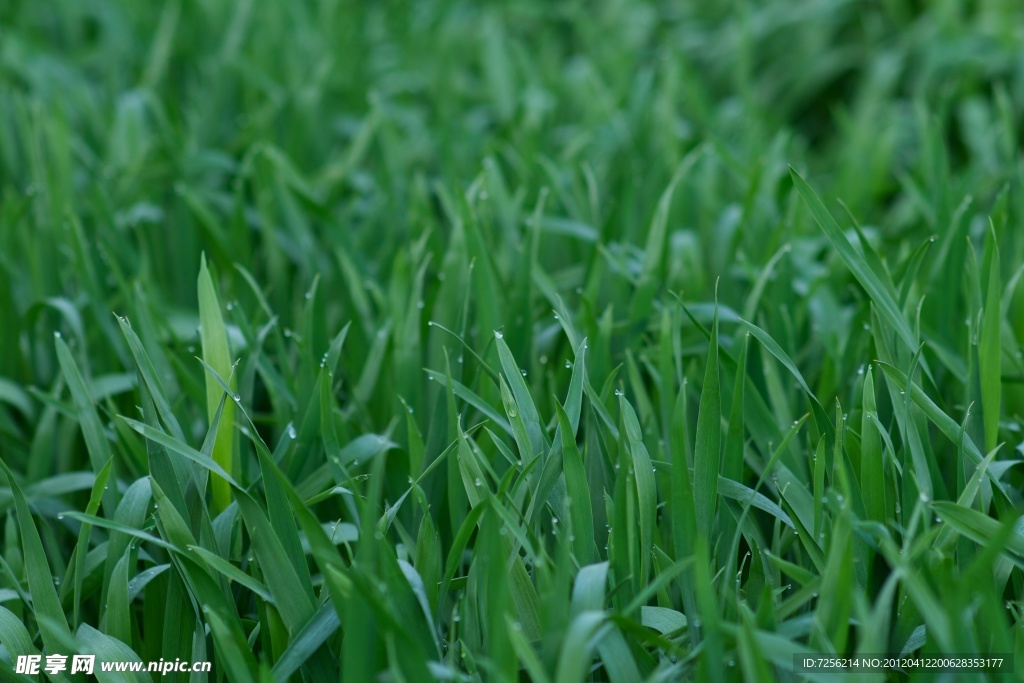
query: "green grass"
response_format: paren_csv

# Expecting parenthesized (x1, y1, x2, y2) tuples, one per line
(2, 1, 1024, 681)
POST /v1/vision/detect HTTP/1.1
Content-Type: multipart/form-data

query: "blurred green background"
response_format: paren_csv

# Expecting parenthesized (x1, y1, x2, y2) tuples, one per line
(2, 1, 1024, 680)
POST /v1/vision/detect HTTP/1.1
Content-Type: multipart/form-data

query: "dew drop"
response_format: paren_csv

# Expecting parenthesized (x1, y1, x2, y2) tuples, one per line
(565, 360, 572, 369)
(287, 424, 297, 439)
(232, 394, 241, 402)
(57, 514, 65, 520)
(494, 330, 504, 339)
(520, 369, 527, 376)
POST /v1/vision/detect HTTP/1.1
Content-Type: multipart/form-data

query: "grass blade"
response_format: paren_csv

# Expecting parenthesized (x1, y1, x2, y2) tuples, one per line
(790, 168, 917, 351)
(694, 303, 721, 541)
(197, 254, 235, 513)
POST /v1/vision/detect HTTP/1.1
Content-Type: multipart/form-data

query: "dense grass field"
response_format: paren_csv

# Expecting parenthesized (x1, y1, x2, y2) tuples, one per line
(2, 1, 1024, 681)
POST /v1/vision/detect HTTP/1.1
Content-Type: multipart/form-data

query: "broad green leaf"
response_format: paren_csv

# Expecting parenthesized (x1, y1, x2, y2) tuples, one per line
(554, 611, 604, 683)
(640, 606, 687, 634)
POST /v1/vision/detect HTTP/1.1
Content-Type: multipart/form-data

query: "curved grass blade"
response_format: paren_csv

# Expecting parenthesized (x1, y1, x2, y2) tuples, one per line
(0, 458, 73, 651)
(790, 168, 916, 350)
